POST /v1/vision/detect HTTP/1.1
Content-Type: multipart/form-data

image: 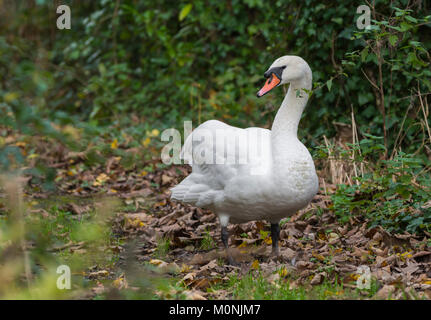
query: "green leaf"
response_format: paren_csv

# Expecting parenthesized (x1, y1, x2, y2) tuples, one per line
(98, 63, 106, 75)
(400, 21, 411, 31)
(179, 4, 193, 21)
(404, 15, 418, 23)
(331, 17, 343, 25)
(388, 35, 397, 46)
(361, 47, 368, 62)
(326, 79, 332, 91)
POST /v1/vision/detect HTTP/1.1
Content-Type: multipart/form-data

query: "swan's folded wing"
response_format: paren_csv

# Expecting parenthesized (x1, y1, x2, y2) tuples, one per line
(171, 120, 270, 207)
(172, 120, 271, 207)
(181, 120, 271, 188)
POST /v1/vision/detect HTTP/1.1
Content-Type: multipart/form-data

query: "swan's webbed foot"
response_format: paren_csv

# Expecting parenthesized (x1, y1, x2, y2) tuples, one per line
(221, 226, 239, 266)
(270, 222, 280, 257)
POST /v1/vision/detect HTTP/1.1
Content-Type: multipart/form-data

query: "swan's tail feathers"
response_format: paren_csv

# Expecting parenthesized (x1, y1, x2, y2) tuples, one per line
(170, 178, 215, 207)
(170, 184, 189, 201)
(170, 176, 191, 201)
(170, 185, 188, 202)
(170, 183, 205, 204)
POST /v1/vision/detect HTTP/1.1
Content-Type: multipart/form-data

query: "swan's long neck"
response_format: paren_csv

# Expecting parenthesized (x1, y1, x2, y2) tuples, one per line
(271, 78, 311, 164)
(272, 79, 311, 140)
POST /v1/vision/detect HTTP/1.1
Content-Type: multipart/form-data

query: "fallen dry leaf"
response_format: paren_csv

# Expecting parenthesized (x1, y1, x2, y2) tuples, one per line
(311, 272, 324, 285)
(88, 270, 109, 279)
(375, 285, 396, 299)
(184, 290, 207, 300)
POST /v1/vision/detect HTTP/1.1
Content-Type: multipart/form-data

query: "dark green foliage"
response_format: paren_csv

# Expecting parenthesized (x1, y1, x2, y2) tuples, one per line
(3, 1, 429, 142)
(56, 0, 430, 150)
(329, 138, 431, 235)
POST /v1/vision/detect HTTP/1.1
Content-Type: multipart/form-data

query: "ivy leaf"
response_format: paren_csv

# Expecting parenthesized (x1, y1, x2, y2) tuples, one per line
(179, 4, 193, 21)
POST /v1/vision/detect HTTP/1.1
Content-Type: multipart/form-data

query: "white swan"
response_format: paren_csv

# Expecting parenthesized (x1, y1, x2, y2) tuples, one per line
(171, 56, 318, 262)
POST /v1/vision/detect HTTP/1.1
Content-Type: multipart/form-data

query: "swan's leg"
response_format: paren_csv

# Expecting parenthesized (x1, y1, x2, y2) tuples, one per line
(270, 222, 280, 256)
(221, 226, 238, 266)
(219, 214, 237, 265)
(221, 226, 229, 248)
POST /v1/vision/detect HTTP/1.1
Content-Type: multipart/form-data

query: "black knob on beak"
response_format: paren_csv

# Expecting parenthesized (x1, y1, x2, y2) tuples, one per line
(263, 66, 286, 80)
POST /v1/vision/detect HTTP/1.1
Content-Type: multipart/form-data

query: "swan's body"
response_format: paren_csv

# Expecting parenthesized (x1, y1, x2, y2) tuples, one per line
(171, 56, 318, 260)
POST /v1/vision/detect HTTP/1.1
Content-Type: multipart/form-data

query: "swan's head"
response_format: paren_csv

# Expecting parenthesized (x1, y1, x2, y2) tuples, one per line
(257, 55, 311, 97)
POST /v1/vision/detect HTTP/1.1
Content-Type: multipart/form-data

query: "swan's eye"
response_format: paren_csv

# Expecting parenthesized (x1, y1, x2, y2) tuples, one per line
(281, 66, 287, 70)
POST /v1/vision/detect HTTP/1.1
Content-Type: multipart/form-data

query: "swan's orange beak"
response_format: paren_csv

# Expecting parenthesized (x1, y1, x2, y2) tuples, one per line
(256, 73, 281, 97)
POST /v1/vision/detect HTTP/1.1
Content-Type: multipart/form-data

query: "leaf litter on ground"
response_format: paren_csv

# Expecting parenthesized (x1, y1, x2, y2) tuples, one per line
(13, 138, 431, 300)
